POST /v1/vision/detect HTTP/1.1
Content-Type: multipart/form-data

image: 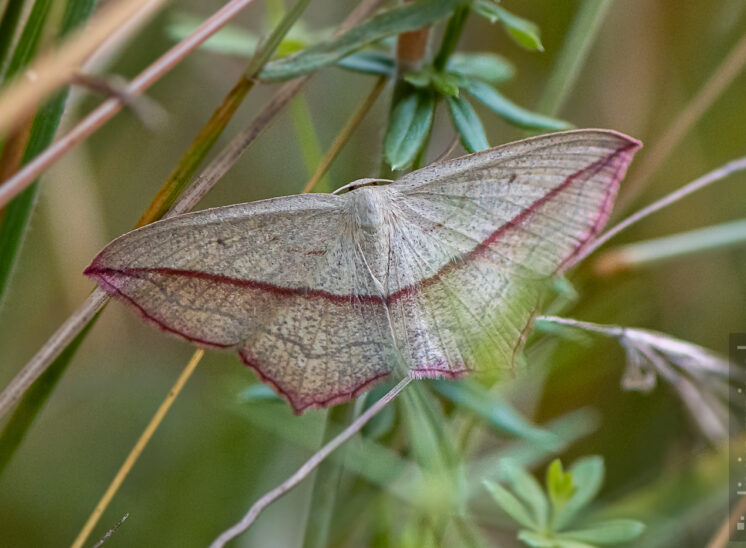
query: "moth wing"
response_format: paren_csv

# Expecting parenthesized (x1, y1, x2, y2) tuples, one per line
(86, 194, 395, 413)
(382, 129, 640, 377)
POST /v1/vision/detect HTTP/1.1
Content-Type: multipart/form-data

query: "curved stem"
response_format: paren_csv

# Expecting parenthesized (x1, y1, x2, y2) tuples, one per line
(210, 377, 413, 548)
(569, 155, 746, 268)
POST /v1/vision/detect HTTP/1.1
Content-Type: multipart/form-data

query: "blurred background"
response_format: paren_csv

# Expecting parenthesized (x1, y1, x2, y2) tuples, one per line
(0, 0, 745, 546)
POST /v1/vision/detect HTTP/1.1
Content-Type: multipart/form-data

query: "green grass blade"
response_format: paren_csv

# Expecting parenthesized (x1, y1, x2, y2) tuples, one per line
(0, 314, 98, 476)
(534, 0, 613, 116)
(0, 0, 62, 306)
(0, 0, 28, 81)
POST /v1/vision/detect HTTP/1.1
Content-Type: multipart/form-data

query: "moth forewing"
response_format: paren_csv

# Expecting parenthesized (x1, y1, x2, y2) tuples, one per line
(86, 129, 641, 413)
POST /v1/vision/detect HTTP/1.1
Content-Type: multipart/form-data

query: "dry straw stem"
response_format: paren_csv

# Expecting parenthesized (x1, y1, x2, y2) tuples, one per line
(210, 377, 413, 548)
(0, 0, 169, 136)
(71, 349, 204, 548)
(569, 155, 746, 268)
(0, 0, 259, 210)
(616, 32, 746, 212)
(301, 75, 387, 194)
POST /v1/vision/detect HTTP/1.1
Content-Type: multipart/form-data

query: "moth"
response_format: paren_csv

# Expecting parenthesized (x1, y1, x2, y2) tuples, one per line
(85, 129, 640, 413)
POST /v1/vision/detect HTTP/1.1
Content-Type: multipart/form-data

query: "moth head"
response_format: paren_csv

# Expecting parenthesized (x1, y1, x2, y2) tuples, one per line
(351, 187, 389, 232)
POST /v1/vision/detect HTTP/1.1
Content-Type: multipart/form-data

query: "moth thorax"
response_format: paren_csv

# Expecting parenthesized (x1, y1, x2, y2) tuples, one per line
(352, 188, 389, 231)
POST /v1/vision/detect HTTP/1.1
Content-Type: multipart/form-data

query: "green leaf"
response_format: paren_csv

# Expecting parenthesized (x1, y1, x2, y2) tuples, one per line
(493, 5, 543, 51)
(165, 13, 326, 59)
(467, 80, 573, 130)
(518, 531, 595, 548)
(554, 456, 605, 530)
(445, 95, 489, 152)
(361, 383, 397, 439)
(403, 68, 433, 88)
(166, 13, 260, 56)
(384, 91, 435, 170)
(547, 459, 576, 509)
(336, 50, 394, 76)
(473, 1, 543, 51)
(0, 0, 65, 305)
(431, 71, 462, 96)
(517, 531, 590, 548)
(239, 384, 283, 402)
(448, 51, 515, 84)
(484, 480, 537, 529)
(557, 520, 645, 544)
(431, 380, 558, 447)
(260, 0, 460, 81)
(502, 459, 549, 531)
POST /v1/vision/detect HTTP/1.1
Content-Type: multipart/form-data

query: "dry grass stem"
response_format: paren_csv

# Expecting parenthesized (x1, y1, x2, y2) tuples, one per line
(70, 349, 204, 548)
(301, 76, 387, 194)
(616, 33, 746, 211)
(569, 156, 746, 268)
(0, 0, 170, 135)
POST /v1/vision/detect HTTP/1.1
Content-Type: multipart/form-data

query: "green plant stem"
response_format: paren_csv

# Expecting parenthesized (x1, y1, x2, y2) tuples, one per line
(0, 313, 98, 476)
(211, 377, 413, 548)
(301, 402, 356, 548)
(136, 73, 255, 225)
(534, 0, 612, 117)
(432, 4, 468, 71)
(302, 75, 386, 193)
(290, 96, 330, 192)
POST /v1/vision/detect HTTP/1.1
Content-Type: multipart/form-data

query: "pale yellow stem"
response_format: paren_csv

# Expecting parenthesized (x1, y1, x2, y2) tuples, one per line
(70, 349, 204, 548)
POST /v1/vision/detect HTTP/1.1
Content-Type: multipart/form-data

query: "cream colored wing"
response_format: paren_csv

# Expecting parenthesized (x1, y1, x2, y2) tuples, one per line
(86, 194, 396, 413)
(379, 129, 640, 377)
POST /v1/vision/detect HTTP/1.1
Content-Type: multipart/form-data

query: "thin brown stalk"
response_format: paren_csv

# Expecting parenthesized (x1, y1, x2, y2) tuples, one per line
(301, 76, 387, 194)
(0, 116, 33, 185)
(70, 349, 204, 548)
(616, 32, 746, 212)
(568, 155, 746, 268)
(0, 288, 108, 417)
(0, 0, 259, 210)
(0, 0, 170, 135)
(210, 376, 413, 548)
